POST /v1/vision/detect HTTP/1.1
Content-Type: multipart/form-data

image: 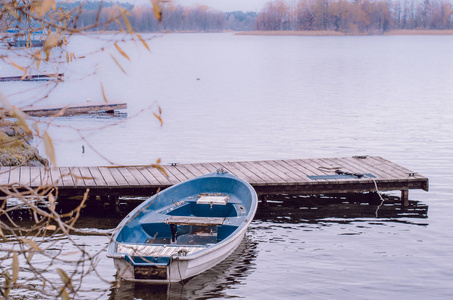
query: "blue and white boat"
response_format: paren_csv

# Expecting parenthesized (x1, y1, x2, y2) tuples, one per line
(107, 170, 258, 283)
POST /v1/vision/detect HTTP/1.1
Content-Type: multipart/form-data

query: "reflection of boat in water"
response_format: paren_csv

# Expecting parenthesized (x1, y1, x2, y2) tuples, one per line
(107, 171, 258, 283)
(108, 237, 258, 300)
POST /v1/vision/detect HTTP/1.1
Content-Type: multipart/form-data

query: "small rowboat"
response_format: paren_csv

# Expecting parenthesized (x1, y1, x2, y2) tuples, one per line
(107, 170, 258, 283)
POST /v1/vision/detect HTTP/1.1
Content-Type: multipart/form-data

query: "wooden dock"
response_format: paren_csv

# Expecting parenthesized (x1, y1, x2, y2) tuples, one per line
(0, 156, 428, 205)
(21, 102, 127, 117)
(0, 73, 64, 82)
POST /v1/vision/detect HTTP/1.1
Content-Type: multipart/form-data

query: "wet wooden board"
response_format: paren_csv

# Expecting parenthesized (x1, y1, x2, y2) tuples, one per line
(164, 165, 189, 183)
(9, 167, 20, 185)
(59, 167, 74, 187)
(21, 102, 127, 117)
(126, 167, 151, 186)
(29, 167, 41, 187)
(0, 73, 63, 82)
(117, 167, 140, 186)
(108, 167, 129, 186)
(0, 156, 429, 197)
(98, 167, 118, 187)
(142, 166, 172, 186)
(88, 167, 108, 186)
(0, 167, 10, 185)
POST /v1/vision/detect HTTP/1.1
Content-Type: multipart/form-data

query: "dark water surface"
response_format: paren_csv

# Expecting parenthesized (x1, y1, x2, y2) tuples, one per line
(2, 33, 453, 299)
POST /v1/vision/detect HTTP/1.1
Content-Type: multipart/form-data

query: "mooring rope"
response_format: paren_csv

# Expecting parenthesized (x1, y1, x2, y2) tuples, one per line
(168, 256, 172, 285)
(318, 165, 387, 217)
(364, 174, 386, 217)
(176, 256, 183, 282)
(169, 254, 184, 284)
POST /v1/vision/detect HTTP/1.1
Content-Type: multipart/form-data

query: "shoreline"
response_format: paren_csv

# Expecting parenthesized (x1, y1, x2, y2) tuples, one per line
(383, 29, 453, 35)
(236, 30, 345, 36)
(17, 29, 453, 36)
(235, 29, 453, 36)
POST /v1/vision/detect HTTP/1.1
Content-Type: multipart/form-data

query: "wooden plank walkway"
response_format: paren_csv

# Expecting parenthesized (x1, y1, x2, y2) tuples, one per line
(0, 156, 428, 204)
(0, 73, 64, 82)
(20, 102, 127, 117)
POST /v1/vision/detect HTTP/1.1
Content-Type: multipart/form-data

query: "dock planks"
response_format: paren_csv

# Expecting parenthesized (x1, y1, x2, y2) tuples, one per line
(0, 73, 64, 82)
(0, 156, 429, 200)
(20, 102, 127, 117)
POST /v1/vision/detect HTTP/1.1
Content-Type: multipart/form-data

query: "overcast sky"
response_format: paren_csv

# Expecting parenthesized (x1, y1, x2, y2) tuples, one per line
(172, 0, 272, 12)
(129, 0, 295, 12)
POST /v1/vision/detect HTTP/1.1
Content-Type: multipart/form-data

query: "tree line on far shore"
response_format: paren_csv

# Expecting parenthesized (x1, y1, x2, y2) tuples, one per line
(60, 2, 257, 32)
(60, 0, 452, 34)
(257, 0, 452, 33)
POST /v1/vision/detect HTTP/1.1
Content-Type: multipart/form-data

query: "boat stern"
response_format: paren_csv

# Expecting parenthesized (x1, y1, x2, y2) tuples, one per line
(109, 243, 204, 283)
(113, 257, 170, 282)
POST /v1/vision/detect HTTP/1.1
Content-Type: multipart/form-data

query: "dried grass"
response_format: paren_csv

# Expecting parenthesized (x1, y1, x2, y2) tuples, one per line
(0, 132, 25, 152)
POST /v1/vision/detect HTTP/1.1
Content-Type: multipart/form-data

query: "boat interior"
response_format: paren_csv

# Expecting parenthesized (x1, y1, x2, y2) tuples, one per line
(117, 193, 248, 249)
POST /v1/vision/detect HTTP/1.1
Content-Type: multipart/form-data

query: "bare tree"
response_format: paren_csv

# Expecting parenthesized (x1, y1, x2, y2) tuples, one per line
(256, 0, 453, 33)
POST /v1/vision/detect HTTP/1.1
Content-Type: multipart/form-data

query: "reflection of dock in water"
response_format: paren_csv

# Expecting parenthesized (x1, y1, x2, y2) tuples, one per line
(256, 194, 429, 224)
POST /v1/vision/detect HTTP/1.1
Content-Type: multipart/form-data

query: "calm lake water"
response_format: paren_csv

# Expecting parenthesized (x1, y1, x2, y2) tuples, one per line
(2, 33, 453, 299)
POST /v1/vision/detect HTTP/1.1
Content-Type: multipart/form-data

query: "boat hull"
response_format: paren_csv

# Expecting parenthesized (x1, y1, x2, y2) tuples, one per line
(113, 230, 246, 283)
(107, 171, 258, 284)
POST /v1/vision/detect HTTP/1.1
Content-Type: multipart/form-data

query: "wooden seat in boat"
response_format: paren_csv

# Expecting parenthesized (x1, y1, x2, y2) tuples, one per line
(164, 216, 225, 226)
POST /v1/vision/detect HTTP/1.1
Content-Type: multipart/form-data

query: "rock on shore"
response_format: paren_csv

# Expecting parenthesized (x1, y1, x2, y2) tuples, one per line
(0, 122, 48, 167)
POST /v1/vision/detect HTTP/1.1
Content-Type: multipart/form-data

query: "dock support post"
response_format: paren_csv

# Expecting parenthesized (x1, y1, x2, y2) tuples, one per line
(111, 194, 121, 214)
(401, 189, 409, 206)
(260, 195, 268, 208)
(101, 195, 114, 212)
(101, 194, 120, 212)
